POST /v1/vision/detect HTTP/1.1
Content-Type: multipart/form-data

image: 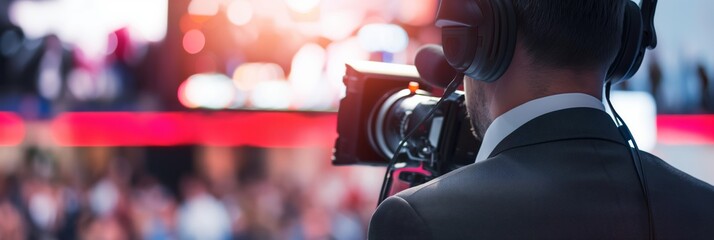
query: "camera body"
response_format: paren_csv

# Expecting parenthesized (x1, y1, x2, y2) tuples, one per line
(333, 61, 480, 183)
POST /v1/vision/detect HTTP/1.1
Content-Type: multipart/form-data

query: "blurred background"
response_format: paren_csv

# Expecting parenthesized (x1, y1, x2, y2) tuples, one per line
(0, 0, 711, 239)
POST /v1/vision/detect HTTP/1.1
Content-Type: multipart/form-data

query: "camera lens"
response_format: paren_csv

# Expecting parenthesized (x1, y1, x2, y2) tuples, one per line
(369, 89, 442, 161)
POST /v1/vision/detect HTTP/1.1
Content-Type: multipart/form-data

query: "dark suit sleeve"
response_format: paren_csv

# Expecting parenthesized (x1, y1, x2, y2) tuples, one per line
(368, 196, 431, 240)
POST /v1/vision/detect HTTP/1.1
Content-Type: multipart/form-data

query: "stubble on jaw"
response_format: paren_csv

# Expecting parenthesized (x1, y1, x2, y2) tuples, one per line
(463, 77, 491, 142)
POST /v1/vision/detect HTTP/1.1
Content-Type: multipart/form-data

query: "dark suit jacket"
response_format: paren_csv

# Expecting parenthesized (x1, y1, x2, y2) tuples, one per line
(369, 108, 714, 239)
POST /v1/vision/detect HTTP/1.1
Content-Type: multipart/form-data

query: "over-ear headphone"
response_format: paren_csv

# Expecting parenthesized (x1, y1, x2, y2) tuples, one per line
(436, 0, 658, 84)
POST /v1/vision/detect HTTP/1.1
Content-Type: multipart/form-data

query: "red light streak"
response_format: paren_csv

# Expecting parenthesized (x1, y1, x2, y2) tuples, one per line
(0, 111, 704, 147)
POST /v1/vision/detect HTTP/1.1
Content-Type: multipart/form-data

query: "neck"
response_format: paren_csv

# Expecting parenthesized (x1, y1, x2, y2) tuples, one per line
(488, 65, 605, 119)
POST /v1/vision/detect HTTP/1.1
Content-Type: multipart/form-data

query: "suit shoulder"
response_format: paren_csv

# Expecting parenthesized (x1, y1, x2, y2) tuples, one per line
(639, 150, 714, 191)
(395, 157, 507, 201)
(395, 161, 480, 198)
(369, 195, 431, 240)
(638, 151, 714, 237)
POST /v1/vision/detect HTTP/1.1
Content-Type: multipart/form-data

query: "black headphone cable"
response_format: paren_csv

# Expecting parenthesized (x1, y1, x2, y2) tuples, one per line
(605, 81, 655, 240)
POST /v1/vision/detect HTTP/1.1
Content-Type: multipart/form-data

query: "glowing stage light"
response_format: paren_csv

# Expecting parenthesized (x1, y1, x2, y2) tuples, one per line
(183, 29, 206, 54)
(325, 38, 369, 98)
(188, 0, 219, 19)
(284, 0, 320, 13)
(251, 80, 292, 109)
(106, 32, 119, 55)
(231, 63, 286, 91)
(9, 0, 168, 60)
(178, 81, 198, 109)
(357, 23, 409, 53)
(289, 43, 333, 109)
(290, 43, 326, 85)
(123, 0, 168, 42)
(397, 0, 437, 26)
(227, 0, 254, 26)
(180, 74, 237, 109)
(319, 10, 363, 41)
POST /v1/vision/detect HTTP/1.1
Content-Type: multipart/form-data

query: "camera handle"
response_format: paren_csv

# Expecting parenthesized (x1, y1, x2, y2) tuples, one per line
(384, 160, 435, 196)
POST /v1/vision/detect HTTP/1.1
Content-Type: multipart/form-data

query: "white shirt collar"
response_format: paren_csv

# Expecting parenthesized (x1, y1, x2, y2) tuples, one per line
(474, 93, 606, 162)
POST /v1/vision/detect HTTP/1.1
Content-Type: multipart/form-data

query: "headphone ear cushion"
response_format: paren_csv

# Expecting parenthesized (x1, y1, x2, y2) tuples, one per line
(442, 27, 480, 74)
(607, 1, 644, 84)
(439, 0, 516, 83)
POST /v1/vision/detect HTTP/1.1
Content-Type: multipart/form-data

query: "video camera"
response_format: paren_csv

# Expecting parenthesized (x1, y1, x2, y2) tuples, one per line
(332, 60, 480, 196)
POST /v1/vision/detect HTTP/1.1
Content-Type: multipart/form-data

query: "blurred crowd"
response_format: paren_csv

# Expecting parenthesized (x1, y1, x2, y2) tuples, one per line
(0, 146, 382, 240)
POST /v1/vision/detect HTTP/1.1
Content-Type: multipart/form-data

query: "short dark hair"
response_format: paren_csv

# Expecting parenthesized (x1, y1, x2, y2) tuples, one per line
(512, 0, 626, 70)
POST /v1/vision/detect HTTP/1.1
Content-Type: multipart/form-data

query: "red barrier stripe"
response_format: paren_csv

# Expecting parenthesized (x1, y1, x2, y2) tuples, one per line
(657, 115, 714, 145)
(51, 112, 337, 147)
(31, 112, 714, 147)
(0, 112, 24, 146)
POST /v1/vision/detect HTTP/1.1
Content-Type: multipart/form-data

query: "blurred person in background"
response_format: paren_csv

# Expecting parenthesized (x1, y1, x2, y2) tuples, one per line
(129, 175, 177, 240)
(19, 147, 81, 239)
(176, 175, 232, 240)
(312, 173, 364, 240)
(85, 153, 137, 238)
(697, 62, 711, 112)
(0, 198, 25, 239)
(648, 56, 663, 112)
(232, 152, 282, 240)
(79, 216, 130, 240)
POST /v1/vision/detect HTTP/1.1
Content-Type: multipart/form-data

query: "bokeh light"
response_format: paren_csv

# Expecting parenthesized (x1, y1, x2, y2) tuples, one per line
(183, 29, 206, 54)
(397, 0, 438, 26)
(179, 74, 236, 109)
(188, 0, 219, 19)
(325, 37, 369, 98)
(227, 0, 254, 26)
(289, 43, 326, 85)
(8, 0, 168, 59)
(232, 63, 286, 91)
(107, 32, 119, 55)
(178, 81, 198, 109)
(319, 10, 364, 41)
(357, 23, 409, 53)
(289, 43, 332, 109)
(251, 80, 292, 109)
(284, 0, 321, 13)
